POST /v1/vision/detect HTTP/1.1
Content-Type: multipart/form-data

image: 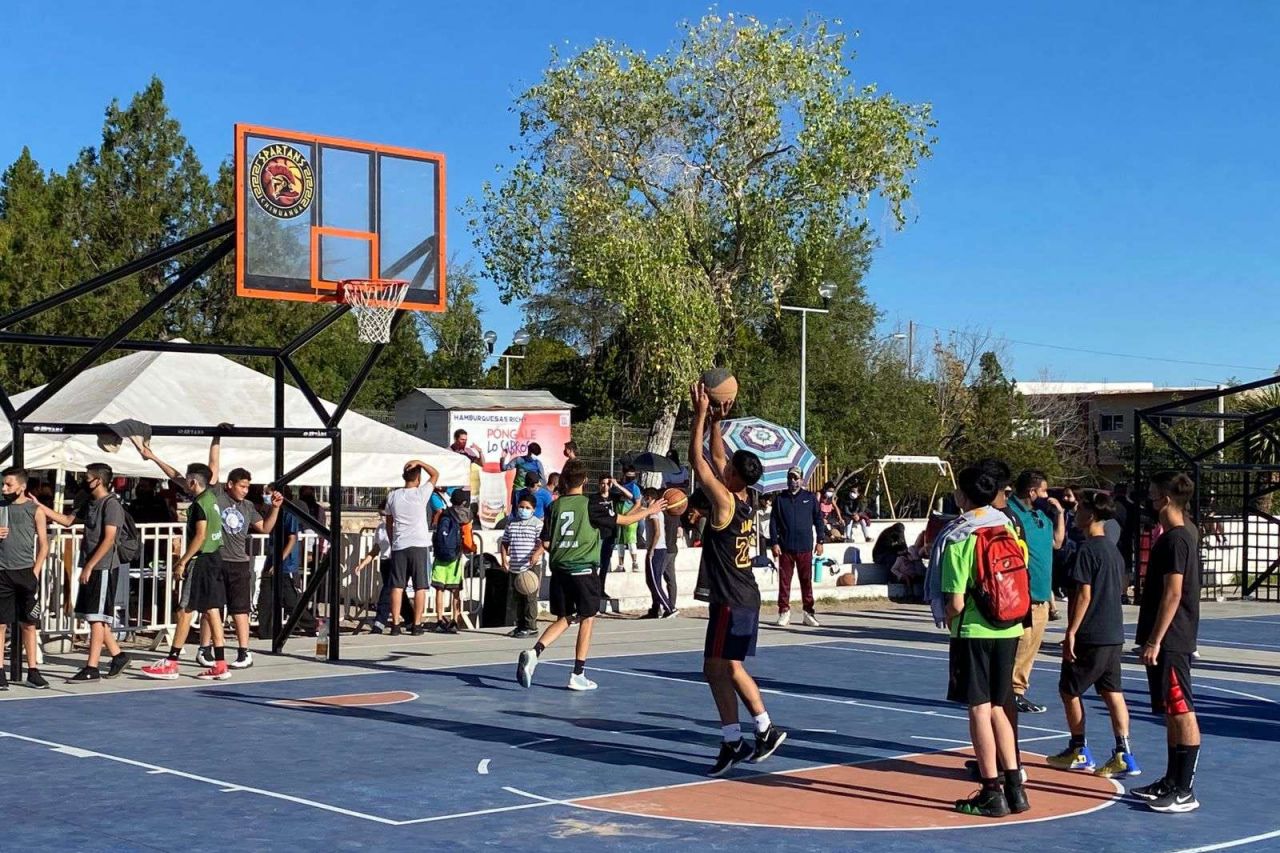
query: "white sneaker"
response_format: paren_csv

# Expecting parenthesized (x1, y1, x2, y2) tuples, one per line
(568, 673, 598, 691)
(776, 611, 791, 627)
(662, 609, 680, 619)
(230, 650, 254, 670)
(516, 649, 538, 688)
(195, 646, 215, 668)
(802, 612, 821, 628)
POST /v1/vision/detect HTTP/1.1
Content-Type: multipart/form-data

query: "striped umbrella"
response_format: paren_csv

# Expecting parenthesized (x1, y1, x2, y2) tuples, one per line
(702, 417, 818, 494)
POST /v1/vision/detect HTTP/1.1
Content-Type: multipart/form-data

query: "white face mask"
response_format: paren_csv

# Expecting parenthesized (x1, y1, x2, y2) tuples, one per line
(824, 491, 835, 499)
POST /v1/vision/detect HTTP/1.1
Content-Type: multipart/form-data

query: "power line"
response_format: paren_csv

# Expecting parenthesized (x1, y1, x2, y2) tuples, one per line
(910, 322, 1273, 375)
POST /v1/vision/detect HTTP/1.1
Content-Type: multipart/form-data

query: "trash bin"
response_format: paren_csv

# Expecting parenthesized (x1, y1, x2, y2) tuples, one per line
(480, 556, 517, 628)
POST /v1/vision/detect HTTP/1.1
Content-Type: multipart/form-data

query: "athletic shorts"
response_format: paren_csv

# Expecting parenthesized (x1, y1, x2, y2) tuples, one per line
(1059, 643, 1123, 697)
(704, 604, 759, 661)
(74, 567, 118, 624)
(548, 570, 600, 621)
(390, 547, 431, 590)
(1146, 649, 1196, 715)
(0, 568, 40, 625)
(947, 636, 1019, 707)
(431, 557, 464, 591)
(222, 559, 254, 616)
(179, 553, 226, 614)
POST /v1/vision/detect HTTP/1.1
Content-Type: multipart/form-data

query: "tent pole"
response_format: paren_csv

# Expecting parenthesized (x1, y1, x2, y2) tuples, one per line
(328, 431, 342, 661)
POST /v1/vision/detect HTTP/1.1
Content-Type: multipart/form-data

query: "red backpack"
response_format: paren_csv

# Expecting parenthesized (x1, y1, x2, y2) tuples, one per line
(970, 526, 1031, 629)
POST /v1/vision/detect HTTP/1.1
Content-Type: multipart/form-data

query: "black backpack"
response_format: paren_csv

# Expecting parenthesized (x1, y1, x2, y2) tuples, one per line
(111, 495, 141, 565)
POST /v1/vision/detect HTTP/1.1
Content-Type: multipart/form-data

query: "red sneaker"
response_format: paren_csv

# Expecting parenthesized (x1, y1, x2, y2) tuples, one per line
(195, 661, 230, 681)
(140, 658, 180, 680)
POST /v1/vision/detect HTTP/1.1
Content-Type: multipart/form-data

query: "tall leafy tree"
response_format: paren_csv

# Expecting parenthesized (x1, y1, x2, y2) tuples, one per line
(472, 12, 935, 456)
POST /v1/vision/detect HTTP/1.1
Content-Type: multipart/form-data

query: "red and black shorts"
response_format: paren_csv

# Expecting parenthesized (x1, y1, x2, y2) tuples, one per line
(1146, 649, 1196, 716)
(704, 604, 759, 662)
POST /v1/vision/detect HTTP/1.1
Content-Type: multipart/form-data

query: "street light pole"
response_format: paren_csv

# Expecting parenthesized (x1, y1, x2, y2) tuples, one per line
(779, 284, 837, 441)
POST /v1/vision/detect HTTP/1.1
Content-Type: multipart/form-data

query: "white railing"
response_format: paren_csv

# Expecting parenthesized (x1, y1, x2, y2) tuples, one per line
(34, 523, 487, 644)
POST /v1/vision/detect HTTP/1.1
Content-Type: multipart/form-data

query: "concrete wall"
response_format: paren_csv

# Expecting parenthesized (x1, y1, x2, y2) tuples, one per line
(474, 518, 927, 615)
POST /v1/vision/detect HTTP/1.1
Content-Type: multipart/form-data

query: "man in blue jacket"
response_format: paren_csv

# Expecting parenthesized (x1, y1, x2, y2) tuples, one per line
(770, 468, 825, 628)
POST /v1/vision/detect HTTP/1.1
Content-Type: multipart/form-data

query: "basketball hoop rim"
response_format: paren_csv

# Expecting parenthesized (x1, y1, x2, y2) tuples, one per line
(339, 278, 410, 300)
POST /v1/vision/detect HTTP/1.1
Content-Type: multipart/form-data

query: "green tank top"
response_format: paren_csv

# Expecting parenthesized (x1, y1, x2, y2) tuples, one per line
(188, 488, 224, 554)
(548, 494, 600, 575)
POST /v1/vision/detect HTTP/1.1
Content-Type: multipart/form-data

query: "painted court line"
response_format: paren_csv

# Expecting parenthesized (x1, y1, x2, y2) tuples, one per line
(539, 660, 1067, 735)
(505, 742, 1124, 834)
(1171, 828, 1280, 852)
(477, 759, 490, 775)
(812, 641, 1280, 705)
(0, 729, 560, 827)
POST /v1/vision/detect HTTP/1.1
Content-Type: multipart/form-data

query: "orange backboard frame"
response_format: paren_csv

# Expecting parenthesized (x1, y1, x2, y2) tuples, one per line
(234, 123, 446, 312)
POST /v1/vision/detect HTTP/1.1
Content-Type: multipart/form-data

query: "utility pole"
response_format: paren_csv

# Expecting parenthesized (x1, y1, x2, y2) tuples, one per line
(907, 320, 915, 378)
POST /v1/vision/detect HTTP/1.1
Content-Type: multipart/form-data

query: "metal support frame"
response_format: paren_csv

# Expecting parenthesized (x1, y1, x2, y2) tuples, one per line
(1134, 378, 1280, 601)
(780, 303, 830, 441)
(2, 221, 398, 680)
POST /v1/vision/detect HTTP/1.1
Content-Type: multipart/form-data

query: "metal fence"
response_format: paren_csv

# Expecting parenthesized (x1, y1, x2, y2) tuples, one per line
(33, 523, 488, 647)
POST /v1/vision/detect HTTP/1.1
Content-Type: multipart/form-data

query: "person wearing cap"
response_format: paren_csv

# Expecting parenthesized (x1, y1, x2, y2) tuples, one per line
(769, 469, 825, 628)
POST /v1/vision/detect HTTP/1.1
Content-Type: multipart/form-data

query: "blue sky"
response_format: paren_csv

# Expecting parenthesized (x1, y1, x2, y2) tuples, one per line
(3, 2, 1277, 387)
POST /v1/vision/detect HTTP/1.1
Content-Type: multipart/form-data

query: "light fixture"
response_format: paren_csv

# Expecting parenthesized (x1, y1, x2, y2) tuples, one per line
(482, 330, 497, 355)
(513, 330, 531, 347)
(818, 281, 838, 301)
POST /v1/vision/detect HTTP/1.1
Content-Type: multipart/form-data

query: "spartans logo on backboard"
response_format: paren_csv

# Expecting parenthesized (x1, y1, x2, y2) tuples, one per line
(249, 144, 315, 219)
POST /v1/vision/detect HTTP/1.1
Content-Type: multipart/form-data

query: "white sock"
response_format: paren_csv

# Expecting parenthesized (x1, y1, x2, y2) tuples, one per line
(721, 724, 742, 743)
(753, 712, 772, 733)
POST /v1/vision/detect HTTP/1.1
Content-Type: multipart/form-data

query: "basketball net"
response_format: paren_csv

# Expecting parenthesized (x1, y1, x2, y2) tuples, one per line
(340, 279, 410, 343)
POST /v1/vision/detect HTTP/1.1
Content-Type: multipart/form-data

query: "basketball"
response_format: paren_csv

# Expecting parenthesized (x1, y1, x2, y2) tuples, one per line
(662, 487, 689, 516)
(701, 367, 738, 406)
(513, 569, 541, 596)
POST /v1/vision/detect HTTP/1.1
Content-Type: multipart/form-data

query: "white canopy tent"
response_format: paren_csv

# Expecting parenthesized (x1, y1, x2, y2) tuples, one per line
(0, 344, 468, 487)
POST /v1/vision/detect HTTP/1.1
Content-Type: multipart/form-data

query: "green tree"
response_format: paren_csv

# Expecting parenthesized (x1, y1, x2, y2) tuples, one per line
(472, 11, 935, 458)
(416, 262, 487, 388)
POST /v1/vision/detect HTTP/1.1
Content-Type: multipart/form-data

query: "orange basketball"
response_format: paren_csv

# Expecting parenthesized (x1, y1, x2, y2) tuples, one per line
(702, 367, 738, 406)
(662, 488, 689, 516)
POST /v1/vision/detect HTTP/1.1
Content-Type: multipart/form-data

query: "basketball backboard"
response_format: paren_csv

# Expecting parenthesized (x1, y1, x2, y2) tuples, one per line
(234, 124, 446, 311)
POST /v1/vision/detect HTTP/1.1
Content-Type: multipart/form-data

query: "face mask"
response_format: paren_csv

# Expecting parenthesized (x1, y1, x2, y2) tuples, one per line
(517, 507, 533, 520)
(625, 473, 636, 481)
(824, 491, 835, 499)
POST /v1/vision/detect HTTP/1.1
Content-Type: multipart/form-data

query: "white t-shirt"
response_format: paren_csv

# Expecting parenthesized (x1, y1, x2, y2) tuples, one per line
(385, 480, 434, 551)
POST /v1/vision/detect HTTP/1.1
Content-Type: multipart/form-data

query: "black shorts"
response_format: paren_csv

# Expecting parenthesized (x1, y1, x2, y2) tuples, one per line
(548, 570, 600, 622)
(947, 636, 1019, 707)
(0, 568, 40, 625)
(705, 604, 759, 661)
(389, 547, 431, 590)
(74, 567, 118, 624)
(1059, 643, 1123, 697)
(180, 553, 226, 614)
(222, 559, 254, 615)
(1146, 649, 1196, 716)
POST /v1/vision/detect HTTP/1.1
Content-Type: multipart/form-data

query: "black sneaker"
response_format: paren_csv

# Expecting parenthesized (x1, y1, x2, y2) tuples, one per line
(516, 628, 538, 638)
(435, 621, 450, 634)
(106, 653, 131, 679)
(1148, 787, 1199, 813)
(0, 668, 7, 691)
(447, 620, 460, 634)
(25, 669, 49, 690)
(1004, 782, 1030, 814)
(751, 726, 788, 764)
(1014, 694, 1047, 714)
(370, 625, 385, 635)
(1130, 778, 1174, 801)
(708, 740, 754, 777)
(955, 787, 1011, 818)
(390, 624, 403, 636)
(66, 666, 101, 683)
(410, 624, 426, 636)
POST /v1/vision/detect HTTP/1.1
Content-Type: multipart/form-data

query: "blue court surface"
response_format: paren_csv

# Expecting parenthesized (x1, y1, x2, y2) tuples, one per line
(2, 613, 1278, 852)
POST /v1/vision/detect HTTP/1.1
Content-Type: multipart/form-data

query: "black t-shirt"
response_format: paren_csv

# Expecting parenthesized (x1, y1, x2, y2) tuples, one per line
(695, 495, 760, 609)
(1136, 525, 1201, 652)
(1068, 536, 1126, 645)
(664, 514, 681, 552)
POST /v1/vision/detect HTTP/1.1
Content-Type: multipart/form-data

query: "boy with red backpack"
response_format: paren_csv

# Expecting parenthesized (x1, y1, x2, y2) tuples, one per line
(942, 464, 1031, 818)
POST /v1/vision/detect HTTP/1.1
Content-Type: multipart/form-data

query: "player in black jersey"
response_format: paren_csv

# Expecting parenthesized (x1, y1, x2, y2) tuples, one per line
(689, 382, 787, 777)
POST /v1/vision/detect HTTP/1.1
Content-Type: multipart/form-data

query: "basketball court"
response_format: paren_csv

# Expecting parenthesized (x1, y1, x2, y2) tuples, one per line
(2, 603, 1277, 852)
